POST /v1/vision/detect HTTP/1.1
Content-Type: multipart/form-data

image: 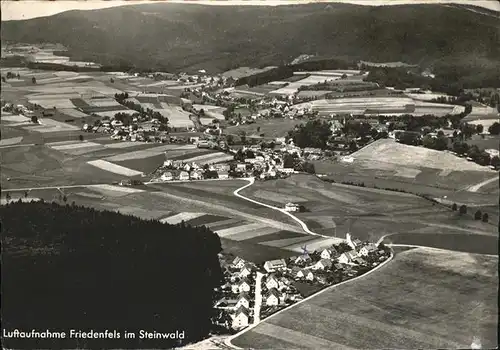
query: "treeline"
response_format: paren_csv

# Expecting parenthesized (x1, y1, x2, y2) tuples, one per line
(2, 201, 223, 349)
(364, 66, 500, 96)
(114, 93, 169, 125)
(235, 58, 356, 87)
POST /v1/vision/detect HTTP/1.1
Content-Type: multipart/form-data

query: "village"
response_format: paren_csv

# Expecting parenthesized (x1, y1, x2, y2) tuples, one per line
(211, 233, 390, 332)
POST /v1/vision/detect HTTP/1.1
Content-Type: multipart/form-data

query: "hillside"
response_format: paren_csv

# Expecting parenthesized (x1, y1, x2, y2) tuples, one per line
(2, 3, 499, 75)
(350, 139, 497, 172)
(1, 201, 223, 349)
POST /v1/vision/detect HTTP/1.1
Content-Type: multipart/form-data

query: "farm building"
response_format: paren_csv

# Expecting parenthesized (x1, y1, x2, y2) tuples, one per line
(264, 288, 281, 306)
(190, 170, 204, 180)
(232, 307, 249, 329)
(179, 171, 190, 181)
(161, 172, 173, 181)
(284, 202, 300, 212)
(264, 259, 287, 273)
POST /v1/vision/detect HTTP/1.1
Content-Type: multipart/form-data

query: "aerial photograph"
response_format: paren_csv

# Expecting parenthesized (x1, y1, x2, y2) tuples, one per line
(0, 0, 498, 349)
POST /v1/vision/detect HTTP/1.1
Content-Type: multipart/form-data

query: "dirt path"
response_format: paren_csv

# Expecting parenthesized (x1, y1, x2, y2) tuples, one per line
(466, 175, 499, 192)
(233, 178, 337, 239)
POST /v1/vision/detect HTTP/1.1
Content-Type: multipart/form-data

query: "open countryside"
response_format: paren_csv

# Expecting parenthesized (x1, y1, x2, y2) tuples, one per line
(1, 1, 499, 349)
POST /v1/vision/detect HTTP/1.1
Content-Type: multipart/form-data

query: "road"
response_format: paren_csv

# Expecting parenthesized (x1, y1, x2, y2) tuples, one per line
(224, 251, 395, 349)
(253, 272, 264, 325)
(466, 175, 499, 192)
(233, 177, 334, 239)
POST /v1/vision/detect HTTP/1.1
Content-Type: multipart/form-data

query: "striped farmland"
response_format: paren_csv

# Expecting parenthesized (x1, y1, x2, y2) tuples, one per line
(87, 160, 144, 177)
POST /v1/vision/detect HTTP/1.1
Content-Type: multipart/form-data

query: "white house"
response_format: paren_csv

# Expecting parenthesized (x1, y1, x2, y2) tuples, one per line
(338, 250, 359, 265)
(236, 163, 247, 172)
(320, 247, 338, 260)
(218, 171, 229, 180)
(238, 278, 252, 293)
(161, 172, 173, 181)
(239, 264, 253, 278)
(359, 243, 378, 257)
(284, 202, 300, 212)
(232, 307, 249, 329)
(264, 259, 287, 273)
(314, 259, 333, 270)
(265, 274, 279, 290)
(179, 171, 190, 181)
(264, 288, 281, 306)
(280, 168, 295, 174)
(235, 292, 251, 309)
(301, 269, 314, 281)
(190, 170, 204, 180)
(232, 257, 246, 269)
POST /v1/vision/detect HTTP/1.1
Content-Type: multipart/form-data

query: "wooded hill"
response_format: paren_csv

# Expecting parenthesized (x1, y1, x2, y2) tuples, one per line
(1, 201, 223, 349)
(2, 2, 499, 79)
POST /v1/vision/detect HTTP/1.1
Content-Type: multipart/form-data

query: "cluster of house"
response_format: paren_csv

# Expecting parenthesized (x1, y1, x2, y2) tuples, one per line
(212, 234, 388, 332)
(82, 117, 170, 142)
(152, 160, 231, 182)
(213, 255, 303, 331)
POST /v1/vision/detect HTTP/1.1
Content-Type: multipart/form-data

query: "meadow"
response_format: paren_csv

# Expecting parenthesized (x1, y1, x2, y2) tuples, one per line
(233, 247, 498, 349)
(243, 174, 498, 247)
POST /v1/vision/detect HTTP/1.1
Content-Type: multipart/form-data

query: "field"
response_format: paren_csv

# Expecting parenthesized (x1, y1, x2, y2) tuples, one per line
(1, 68, 203, 127)
(465, 134, 500, 150)
(293, 97, 465, 116)
(225, 118, 306, 139)
(349, 139, 496, 173)
(233, 247, 498, 349)
(222, 66, 277, 79)
(241, 174, 498, 247)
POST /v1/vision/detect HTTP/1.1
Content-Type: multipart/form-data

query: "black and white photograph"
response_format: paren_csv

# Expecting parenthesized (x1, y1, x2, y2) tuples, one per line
(1, 0, 498, 349)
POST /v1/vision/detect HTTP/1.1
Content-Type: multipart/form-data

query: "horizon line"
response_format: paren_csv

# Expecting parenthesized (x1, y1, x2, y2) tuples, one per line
(1, 0, 499, 21)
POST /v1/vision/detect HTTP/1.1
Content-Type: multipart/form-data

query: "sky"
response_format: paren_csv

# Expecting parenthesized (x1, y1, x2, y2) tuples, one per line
(1, 0, 499, 21)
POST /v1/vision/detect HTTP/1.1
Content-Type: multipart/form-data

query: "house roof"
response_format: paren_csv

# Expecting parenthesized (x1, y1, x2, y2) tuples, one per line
(266, 273, 278, 282)
(343, 250, 358, 259)
(317, 259, 333, 267)
(295, 254, 311, 261)
(237, 292, 251, 301)
(362, 243, 378, 252)
(239, 277, 251, 286)
(265, 259, 287, 268)
(235, 306, 249, 316)
(265, 288, 281, 298)
(232, 257, 244, 265)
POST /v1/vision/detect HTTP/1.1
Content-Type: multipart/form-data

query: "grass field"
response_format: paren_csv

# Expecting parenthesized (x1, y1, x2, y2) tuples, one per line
(233, 247, 498, 349)
(293, 97, 463, 117)
(242, 175, 497, 246)
(225, 118, 306, 139)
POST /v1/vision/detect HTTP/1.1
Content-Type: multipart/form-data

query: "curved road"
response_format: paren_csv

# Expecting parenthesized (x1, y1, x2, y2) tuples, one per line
(233, 177, 331, 239)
